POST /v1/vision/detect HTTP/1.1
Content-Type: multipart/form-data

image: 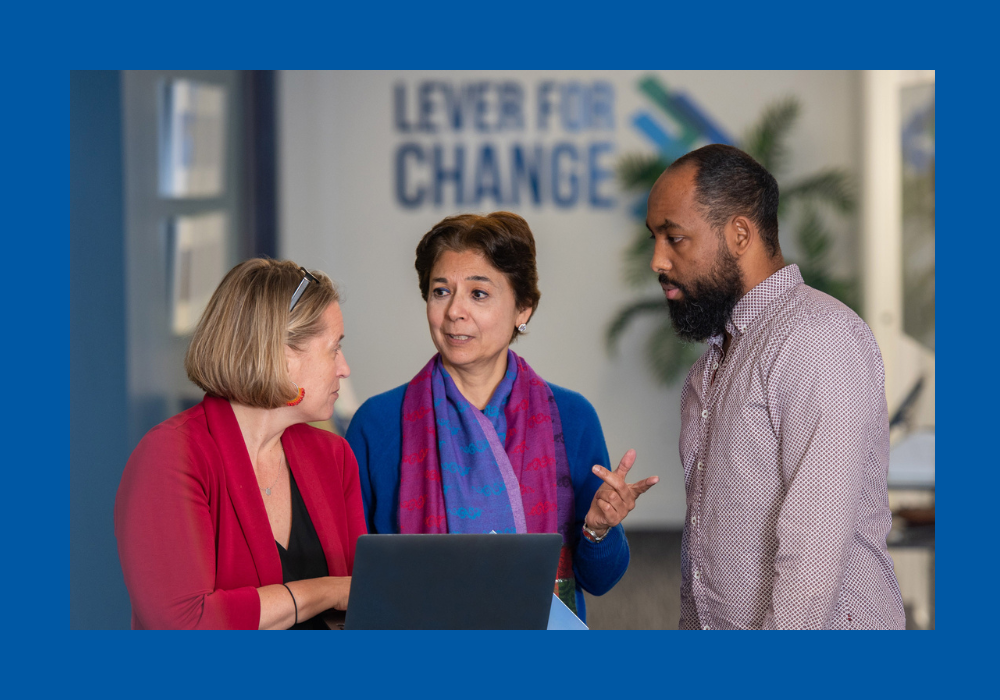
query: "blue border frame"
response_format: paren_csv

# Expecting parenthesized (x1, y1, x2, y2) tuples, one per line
(46, 1, 988, 696)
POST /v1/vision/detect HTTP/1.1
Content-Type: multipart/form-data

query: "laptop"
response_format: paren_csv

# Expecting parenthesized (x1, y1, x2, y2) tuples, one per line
(342, 533, 563, 630)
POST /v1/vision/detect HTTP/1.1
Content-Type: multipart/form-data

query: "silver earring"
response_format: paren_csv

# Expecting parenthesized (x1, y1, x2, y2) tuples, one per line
(517, 323, 527, 332)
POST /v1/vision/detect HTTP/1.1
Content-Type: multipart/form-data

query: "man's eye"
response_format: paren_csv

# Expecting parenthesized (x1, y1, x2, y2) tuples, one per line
(669, 236, 684, 244)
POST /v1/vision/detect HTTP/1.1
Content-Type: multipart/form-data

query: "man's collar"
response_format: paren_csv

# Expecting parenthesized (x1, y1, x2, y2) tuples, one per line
(710, 264, 803, 346)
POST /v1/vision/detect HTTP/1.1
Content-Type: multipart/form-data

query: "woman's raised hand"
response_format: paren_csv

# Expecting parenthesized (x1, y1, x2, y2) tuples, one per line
(584, 450, 658, 538)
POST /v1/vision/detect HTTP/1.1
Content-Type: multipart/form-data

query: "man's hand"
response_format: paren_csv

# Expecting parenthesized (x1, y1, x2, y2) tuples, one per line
(584, 449, 658, 538)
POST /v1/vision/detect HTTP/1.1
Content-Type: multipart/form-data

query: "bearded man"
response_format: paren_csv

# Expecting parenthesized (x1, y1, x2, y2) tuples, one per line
(648, 144, 904, 629)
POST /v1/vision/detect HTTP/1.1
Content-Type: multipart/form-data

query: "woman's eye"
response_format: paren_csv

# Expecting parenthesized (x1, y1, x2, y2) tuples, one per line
(472, 289, 489, 300)
(432, 287, 449, 297)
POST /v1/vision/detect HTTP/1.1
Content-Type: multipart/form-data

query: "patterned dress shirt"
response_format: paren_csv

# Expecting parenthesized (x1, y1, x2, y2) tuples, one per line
(678, 264, 905, 629)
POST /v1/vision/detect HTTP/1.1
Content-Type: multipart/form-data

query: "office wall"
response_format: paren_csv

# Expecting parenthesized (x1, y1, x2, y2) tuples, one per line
(121, 70, 249, 447)
(70, 70, 132, 629)
(278, 70, 860, 527)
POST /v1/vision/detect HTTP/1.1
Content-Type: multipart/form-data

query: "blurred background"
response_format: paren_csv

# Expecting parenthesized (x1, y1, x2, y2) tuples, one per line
(71, 70, 934, 629)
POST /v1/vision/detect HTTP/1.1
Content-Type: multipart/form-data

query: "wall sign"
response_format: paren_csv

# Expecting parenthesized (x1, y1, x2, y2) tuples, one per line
(392, 80, 617, 209)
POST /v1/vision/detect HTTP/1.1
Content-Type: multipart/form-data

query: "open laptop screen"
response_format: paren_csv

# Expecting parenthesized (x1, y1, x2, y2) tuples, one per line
(344, 533, 563, 630)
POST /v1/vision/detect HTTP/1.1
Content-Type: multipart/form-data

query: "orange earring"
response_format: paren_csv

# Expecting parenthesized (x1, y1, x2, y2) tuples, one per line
(287, 383, 305, 406)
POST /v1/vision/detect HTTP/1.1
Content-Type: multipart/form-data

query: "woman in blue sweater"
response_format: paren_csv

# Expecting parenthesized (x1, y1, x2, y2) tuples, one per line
(345, 211, 658, 622)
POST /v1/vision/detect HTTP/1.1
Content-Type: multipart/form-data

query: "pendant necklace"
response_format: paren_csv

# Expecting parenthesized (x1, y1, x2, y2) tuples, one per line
(260, 451, 285, 496)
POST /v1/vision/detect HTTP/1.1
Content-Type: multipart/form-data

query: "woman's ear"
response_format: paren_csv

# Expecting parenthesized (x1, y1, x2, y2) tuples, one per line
(283, 343, 298, 378)
(515, 307, 532, 329)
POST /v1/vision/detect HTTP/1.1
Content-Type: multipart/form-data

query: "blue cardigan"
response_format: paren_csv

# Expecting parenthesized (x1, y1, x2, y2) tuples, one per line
(345, 382, 630, 622)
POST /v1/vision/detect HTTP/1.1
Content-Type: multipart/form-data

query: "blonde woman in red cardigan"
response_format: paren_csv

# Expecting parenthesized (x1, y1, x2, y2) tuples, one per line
(115, 259, 365, 629)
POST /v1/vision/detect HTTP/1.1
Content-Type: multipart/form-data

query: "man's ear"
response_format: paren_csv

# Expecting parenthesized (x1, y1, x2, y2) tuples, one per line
(729, 215, 755, 256)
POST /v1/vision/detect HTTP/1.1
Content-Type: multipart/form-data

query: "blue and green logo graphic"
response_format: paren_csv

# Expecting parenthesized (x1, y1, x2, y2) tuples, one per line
(631, 76, 733, 158)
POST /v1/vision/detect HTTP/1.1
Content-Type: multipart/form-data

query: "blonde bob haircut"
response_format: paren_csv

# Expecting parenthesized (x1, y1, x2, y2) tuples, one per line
(185, 258, 339, 409)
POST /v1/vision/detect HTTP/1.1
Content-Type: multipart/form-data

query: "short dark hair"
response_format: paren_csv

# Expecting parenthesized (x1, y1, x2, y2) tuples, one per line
(415, 211, 541, 341)
(671, 144, 781, 257)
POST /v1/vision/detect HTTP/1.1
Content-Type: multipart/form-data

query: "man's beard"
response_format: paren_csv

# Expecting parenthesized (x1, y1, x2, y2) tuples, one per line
(661, 246, 745, 342)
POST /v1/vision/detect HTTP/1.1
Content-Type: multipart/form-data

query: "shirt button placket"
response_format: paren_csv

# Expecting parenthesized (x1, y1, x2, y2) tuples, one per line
(692, 393, 712, 630)
(692, 450, 706, 629)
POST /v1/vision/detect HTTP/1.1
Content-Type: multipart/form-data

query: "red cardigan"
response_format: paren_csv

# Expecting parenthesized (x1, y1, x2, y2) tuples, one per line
(114, 395, 367, 629)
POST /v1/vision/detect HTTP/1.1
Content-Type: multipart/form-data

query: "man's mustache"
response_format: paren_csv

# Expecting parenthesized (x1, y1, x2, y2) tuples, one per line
(658, 273, 689, 297)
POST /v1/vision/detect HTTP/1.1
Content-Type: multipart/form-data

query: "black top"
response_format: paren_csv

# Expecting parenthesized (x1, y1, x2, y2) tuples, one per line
(276, 469, 330, 630)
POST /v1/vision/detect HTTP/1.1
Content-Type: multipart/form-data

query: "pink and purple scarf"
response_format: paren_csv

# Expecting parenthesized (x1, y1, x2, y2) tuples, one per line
(399, 350, 578, 611)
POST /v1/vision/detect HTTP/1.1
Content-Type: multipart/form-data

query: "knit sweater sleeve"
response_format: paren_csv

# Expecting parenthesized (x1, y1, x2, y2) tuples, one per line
(550, 384, 630, 599)
(345, 385, 407, 535)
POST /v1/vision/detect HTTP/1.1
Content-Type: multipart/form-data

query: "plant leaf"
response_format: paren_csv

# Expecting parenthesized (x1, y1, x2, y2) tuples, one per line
(645, 318, 705, 384)
(622, 228, 658, 288)
(793, 202, 859, 311)
(781, 169, 856, 213)
(605, 297, 669, 355)
(740, 97, 799, 175)
(616, 153, 672, 191)
(795, 202, 830, 271)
